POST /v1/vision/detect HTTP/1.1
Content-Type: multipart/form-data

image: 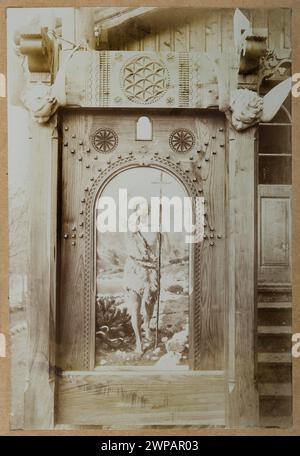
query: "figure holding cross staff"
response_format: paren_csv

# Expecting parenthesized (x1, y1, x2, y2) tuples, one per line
(123, 170, 171, 355)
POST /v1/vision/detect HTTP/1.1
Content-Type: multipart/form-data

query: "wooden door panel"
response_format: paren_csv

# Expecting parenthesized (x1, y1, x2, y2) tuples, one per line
(57, 109, 226, 426)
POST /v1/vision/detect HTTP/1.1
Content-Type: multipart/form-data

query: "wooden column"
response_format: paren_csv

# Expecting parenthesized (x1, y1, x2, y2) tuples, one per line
(226, 125, 259, 427)
(23, 119, 58, 429)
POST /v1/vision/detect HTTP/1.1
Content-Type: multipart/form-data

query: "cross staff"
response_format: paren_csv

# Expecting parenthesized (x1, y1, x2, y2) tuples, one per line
(151, 171, 172, 348)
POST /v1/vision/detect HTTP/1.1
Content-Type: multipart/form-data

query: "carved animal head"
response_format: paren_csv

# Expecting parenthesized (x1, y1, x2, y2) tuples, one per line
(20, 46, 80, 123)
(230, 89, 263, 130)
(21, 83, 58, 123)
(229, 77, 292, 131)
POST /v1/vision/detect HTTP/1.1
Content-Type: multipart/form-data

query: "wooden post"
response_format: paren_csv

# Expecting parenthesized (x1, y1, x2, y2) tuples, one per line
(75, 8, 96, 49)
(23, 119, 58, 429)
(226, 125, 259, 427)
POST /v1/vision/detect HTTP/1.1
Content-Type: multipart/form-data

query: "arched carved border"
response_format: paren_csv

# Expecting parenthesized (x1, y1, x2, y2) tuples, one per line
(84, 155, 201, 369)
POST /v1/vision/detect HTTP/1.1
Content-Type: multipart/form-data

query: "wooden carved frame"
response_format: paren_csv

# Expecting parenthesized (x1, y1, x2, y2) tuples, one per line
(84, 154, 201, 370)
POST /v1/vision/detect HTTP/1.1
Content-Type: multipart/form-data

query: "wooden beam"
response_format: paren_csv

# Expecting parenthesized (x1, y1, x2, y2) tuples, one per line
(94, 7, 159, 31)
(93, 7, 132, 24)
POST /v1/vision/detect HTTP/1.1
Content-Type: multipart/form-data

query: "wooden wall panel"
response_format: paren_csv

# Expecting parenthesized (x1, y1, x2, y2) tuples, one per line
(157, 24, 172, 52)
(205, 10, 222, 54)
(174, 21, 189, 52)
(142, 28, 158, 51)
(251, 9, 268, 33)
(110, 9, 291, 54)
(284, 9, 291, 49)
(189, 13, 206, 52)
(268, 9, 285, 50)
(258, 185, 292, 285)
(221, 9, 234, 53)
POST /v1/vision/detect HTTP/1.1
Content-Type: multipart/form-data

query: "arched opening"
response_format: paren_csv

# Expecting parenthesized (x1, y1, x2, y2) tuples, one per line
(94, 167, 192, 369)
(136, 116, 152, 140)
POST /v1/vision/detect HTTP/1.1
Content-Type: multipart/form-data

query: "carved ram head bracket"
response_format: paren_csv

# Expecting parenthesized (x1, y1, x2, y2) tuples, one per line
(226, 78, 291, 131)
(19, 46, 80, 123)
(21, 84, 59, 124)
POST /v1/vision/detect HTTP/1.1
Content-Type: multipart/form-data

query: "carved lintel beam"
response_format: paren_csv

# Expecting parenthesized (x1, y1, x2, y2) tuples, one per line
(16, 39, 291, 130)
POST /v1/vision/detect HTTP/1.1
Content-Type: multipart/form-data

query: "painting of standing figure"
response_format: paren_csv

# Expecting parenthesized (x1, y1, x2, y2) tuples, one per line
(95, 167, 190, 369)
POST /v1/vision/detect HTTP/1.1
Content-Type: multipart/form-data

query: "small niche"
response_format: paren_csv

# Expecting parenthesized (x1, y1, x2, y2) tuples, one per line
(136, 116, 152, 141)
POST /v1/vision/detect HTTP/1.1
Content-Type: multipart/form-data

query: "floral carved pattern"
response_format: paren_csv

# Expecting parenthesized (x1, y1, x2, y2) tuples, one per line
(122, 55, 169, 104)
(169, 128, 196, 153)
(91, 128, 118, 153)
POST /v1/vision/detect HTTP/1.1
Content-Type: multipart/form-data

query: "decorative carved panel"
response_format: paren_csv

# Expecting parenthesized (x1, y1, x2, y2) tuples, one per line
(58, 110, 226, 372)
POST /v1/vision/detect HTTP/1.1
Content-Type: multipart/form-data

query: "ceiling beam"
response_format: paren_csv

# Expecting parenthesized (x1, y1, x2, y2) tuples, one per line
(94, 7, 160, 31)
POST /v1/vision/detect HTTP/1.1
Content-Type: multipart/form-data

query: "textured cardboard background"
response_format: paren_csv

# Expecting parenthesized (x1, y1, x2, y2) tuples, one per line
(0, 0, 299, 435)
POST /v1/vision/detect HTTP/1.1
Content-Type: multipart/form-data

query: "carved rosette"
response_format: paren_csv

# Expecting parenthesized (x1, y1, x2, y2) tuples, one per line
(91, 128, 118, 153)
(169, 128, 196, 153)
(121, 54, 169, 104)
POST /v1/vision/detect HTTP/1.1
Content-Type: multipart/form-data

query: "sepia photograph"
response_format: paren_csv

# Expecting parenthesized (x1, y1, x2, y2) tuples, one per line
(6, 6, 293, 430)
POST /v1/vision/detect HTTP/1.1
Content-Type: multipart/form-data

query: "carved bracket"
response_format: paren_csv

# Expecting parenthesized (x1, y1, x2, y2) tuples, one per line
(225, 77, 292, 131)
(257, 49, 292, 88)
(20, 46, 80, 123)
